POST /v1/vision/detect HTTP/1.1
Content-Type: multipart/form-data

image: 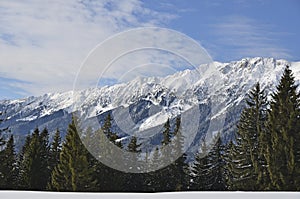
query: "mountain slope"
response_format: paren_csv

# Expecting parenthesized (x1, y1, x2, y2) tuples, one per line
(0, 57, 299, 152)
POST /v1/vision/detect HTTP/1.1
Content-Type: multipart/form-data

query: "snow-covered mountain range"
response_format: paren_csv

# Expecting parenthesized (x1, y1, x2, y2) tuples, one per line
(1, 57, 300, 152)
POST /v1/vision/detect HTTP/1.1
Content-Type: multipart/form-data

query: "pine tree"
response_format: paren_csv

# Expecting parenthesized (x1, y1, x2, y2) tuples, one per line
(48, 129, 61, 175)
(49, 117, 97, 191)
(144, 147, 162, 192)
(17, 133, 31, 189)
(0, 135, 4, 149)
(266, 66, 300, 190)
(39, 128, 51, 188)
(124, 136, 143, 191)
(102, 113, 122, 147)
(18, 127, 50, 190)
(170, 117, 189, 191)
(210, 137, 226, 190)
(86, 128, 111, 191)
(228, 82, 269, 190)
(191, 136, 226, 190)
(161, 118, 171, 146)
(157, 118, 174, 191)
(0, 111, 7, 171)
(222, 141, 234, 190)
(0, 135, 17, 189)
(0, 111, 7, 148)
(127, 136, 142, 168)
(100, 114, 124, 191)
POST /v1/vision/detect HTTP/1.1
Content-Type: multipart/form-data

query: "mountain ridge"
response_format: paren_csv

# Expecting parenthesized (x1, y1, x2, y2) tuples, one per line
(1, 57, 299, 151)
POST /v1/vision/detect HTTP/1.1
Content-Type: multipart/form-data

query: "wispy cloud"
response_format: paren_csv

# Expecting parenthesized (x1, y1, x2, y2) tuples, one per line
(0, 0, 176, 98)
(211, 15, 292, 60)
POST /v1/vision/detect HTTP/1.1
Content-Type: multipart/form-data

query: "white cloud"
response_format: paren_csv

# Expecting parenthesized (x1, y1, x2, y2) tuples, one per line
(73, 27, 213, 91)
(0, 0, 176, 97)
(212, 15, 292, 60)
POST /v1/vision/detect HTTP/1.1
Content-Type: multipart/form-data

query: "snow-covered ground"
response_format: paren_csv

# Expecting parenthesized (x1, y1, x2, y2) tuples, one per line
(0, 191, 299, 199)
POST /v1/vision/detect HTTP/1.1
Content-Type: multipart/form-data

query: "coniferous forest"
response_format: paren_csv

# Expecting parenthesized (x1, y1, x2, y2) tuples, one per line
(0, 66, 299, 192)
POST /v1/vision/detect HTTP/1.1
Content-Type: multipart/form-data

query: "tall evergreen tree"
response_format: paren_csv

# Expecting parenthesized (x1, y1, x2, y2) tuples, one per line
(18, 127, 50, 190)
(209, 137, 226, 190)
(266, 66, 300, 190)
(0, 135, 17, 189)
(0, 111, 8, 148)
(100, 114, 125, 191)
(124, 136, 143, 191)
(222, 141, 234, 190)
(48, 129, 61, 174)
(191, 139, 211, 190)
(191, 136, 226, 191)
(17, 133, 31, 189)
(144, 147, 162, 192)
(161, 118, 171, 146)
(49, 117, 97, 191)
(170, 117, 189, 191)
(229, 82, 269, 190)
(157, 118, 174, 191)
(102, 113, 122, 147)
(0, 111, 7, 163)
(39, 128, 51, 188)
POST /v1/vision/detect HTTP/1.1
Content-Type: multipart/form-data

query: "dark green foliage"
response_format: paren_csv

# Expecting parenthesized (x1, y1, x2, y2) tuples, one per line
(18, 128, 51, 190)
(228, 82, 269, 190)
(266, 66, 300, 190)
(0, 111, 8, 146)
(102, 113, 122, 148)
(145, 117, 189, 192)
(1, 66, 300, 191)
(49, 117, 97, 191)
(16, 133, 31, 189)
(170, 117, 189, 191)
(222, 141, 234, 190)
(143, 147, 162, 192)
(0, 135, 17, 189)
(48, 129, 61, 174)
(98, 114, 125, 191)
(191, 136, 226, 191)
(123, 136, 143, 192)
(161, 118, 171, 146)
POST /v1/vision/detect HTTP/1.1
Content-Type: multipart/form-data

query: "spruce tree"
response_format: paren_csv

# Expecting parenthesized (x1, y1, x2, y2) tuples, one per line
(191, 139, 211, 190)
(101, 114, 124, 191)
(49, 117, 97, 191)
(144, 147, 162, 192)
(102, 113, 122, 147)
(209, 137, 226, 190)
(127, 136, 142, 167)
(222, 141, 234, 190)
(0, 111, 7, 171)
(161, 118, 171, 146)
(191, 136, 226, 191)
(267, 66, 300, 190)
(17, 133, 31, 189)
(229, 82, 269, 190)
(0, 135, 17, 189)
(18, 127, 50, 190)
(158, 118, 174, 191)
(170, 117, 189, 191)
(39, 128, 51, 188)
(48, 129, 61, 174)
(124, 136, 143, 191)
(0, 111, 7, 148)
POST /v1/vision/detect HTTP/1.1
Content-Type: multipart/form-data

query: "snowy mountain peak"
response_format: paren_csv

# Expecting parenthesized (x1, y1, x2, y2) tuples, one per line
(0, 57, 299, 147)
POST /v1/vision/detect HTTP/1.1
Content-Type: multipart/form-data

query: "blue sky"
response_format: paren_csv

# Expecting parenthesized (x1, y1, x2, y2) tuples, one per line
(144, 0, 300, 61)
(0, 0, 299, 99)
